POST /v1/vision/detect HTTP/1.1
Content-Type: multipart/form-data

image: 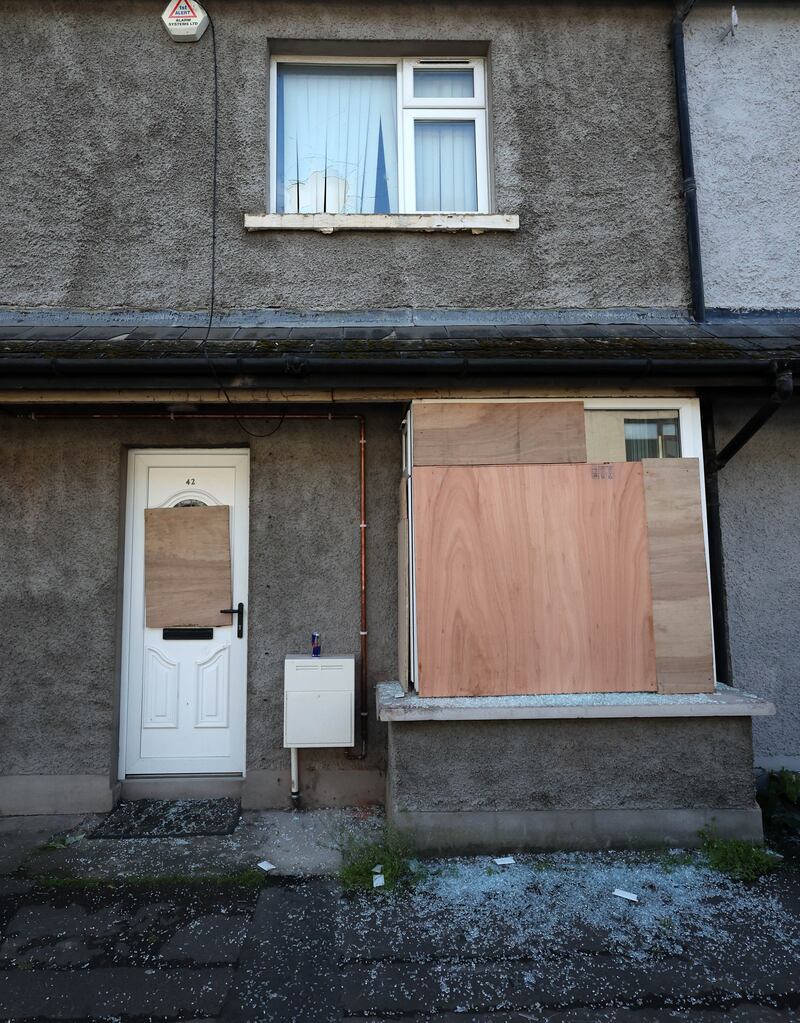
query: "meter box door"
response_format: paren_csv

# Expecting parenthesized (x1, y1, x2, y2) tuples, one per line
(283, 656, 355, 748)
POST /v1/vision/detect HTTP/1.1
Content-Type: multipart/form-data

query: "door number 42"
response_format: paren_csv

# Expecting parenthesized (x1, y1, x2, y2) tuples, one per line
(185, 478, 196, 485)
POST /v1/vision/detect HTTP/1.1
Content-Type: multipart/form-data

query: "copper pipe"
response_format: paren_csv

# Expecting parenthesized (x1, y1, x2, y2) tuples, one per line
(22, 409, 370, 758)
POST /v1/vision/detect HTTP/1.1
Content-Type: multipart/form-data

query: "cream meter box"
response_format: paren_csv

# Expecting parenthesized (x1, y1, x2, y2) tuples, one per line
(283, 656, 355, 748)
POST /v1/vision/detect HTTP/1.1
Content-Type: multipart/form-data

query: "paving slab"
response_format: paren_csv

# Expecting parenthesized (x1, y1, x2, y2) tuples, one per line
(0, 816, 85, 875)
(0, 966, 233, 1020)
(220, 881, 341, 1023)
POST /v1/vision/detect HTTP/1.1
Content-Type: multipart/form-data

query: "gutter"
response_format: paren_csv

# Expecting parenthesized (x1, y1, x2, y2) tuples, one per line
(672, 0, 706, 321)
(0, 355, 795, 383)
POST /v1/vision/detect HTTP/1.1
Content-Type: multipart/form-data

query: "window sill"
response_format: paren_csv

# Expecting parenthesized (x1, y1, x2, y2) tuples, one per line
(375, 681, 775, 722)
(243, 213, 519, 234)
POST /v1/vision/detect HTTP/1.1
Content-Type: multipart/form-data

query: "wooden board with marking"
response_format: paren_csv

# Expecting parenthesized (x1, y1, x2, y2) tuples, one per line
(642, 458, 714, 693)
(412, 462, 657, 697)
(412, 401, 586, 466)
(145, 505, 232, 629)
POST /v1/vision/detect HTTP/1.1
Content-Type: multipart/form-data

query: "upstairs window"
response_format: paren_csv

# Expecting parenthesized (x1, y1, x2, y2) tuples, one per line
(271, 57, 489, 215)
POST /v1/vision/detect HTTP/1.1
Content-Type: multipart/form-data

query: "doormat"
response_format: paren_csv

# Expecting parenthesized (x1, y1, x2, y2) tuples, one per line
(88, 798, 241, 839)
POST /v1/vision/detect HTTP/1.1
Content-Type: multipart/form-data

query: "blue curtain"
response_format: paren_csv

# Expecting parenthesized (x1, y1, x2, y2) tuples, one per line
(414, 120, 478, 212)
(277, 65, 398, 214)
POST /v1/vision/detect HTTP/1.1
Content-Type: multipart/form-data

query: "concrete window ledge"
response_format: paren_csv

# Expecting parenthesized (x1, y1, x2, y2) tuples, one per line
(376, 681, 775, 722)
(243, 213, 520, 234)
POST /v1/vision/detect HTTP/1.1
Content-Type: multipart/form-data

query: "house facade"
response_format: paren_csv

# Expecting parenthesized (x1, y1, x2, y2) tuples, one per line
(0, 0, 797, 850)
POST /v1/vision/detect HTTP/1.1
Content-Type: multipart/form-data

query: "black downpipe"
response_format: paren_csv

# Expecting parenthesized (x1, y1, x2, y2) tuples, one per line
(672, 5, 706, 322)
(700, 395, 731, 683)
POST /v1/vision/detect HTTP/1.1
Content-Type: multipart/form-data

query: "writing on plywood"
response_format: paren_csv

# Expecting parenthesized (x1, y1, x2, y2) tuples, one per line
(413, 463, 656, 697)
(642, 458, 714, 694)
(145, 505, 232, 629)
(412, 401, 586, 466)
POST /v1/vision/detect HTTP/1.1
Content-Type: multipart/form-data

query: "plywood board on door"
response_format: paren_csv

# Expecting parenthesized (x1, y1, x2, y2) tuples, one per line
(145, 505, 232, 628)
(412, 401, 586, 466)
(413, 462, 657, 697)
(642, 458, 714, 694)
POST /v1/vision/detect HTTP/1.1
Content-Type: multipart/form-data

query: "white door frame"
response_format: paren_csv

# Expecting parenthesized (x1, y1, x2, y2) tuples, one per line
(118, 448, 250, 778)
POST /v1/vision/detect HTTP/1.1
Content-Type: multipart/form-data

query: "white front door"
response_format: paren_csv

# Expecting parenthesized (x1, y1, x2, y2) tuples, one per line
(120, 449, 250, 776)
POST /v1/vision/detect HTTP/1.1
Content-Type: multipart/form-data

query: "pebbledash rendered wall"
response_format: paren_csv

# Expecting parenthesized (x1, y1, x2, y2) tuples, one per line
(685, 3, 800, 311)
(386, 716, 763, 850)
(715, 400, 800, 773)
(0, 0, 689, 315)
(0, 411, 403, 814)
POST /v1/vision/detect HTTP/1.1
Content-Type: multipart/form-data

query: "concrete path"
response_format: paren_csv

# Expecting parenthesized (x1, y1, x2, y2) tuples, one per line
(19, 807, 384, 880)
(1, 814, 799, 1021)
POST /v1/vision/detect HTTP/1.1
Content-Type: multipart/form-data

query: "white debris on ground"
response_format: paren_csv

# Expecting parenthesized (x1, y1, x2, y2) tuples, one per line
(28, 808, 385, 879)
(348, 850, 800, 967)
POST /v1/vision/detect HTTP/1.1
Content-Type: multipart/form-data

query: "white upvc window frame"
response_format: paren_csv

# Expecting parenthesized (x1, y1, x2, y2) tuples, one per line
(268, 55, 490, 216)
(402, 108, 490, 214)
(401, 57, 486, 109)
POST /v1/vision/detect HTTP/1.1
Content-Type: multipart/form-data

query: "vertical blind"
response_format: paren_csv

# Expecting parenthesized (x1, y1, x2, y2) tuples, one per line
(414, 120, 478, 212)
(413, 68, 474, 97)
(277, 64, 398, 214)
(624, 418, 681, 461)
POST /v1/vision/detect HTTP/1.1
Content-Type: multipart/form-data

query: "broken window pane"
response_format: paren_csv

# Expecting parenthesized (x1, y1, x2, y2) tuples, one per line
(276, 64, 398, 214)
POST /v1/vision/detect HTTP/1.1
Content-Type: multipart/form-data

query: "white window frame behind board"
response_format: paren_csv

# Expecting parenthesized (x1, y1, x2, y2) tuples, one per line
(268, 55, 490, 215)
(406, 397, 713, 692)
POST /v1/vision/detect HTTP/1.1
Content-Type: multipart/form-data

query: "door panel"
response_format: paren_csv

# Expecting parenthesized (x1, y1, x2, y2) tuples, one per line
(121, 450, 249, 776)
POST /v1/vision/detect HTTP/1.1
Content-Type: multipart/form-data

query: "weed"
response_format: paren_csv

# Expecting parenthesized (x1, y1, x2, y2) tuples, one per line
(659, 850, 697, 873)
(699, 825, 780, 882)
(30, 868, 270, 889)
(338, 825, 415, 893)
(40, 833, 85, 852)
(759, 768, 800, 834)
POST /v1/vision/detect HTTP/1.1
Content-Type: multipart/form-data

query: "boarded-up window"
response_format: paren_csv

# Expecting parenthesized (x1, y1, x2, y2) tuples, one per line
(413, 462, 657, 697)
(145, 506, 232, 629)
(408, 401, 714, 698)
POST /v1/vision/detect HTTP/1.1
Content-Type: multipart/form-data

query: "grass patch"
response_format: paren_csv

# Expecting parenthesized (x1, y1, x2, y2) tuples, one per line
(40, 833, 85, 852)
(699, 826, 780, 882)
(29, 868, 271, 889)
(338, 826, 415, 893)
(659, 850, 698, 873)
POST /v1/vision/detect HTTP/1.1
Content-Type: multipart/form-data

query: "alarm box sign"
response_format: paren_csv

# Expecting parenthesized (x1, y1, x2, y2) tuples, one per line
(162, 0, 209, 42)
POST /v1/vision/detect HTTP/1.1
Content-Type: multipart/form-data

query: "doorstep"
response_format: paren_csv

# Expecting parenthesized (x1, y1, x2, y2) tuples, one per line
(376, 681, 775, 722)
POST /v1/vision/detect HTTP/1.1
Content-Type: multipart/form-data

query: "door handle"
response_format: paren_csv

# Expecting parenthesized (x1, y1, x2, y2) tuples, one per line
(220, 602, 244, 638)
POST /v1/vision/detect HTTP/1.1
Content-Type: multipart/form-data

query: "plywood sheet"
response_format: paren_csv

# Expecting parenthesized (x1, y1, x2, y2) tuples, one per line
(642, 458, 714, 694)
(413, 463, 657, 697)
(145, 506, 232, 629)
(412, 401, 586, 466)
